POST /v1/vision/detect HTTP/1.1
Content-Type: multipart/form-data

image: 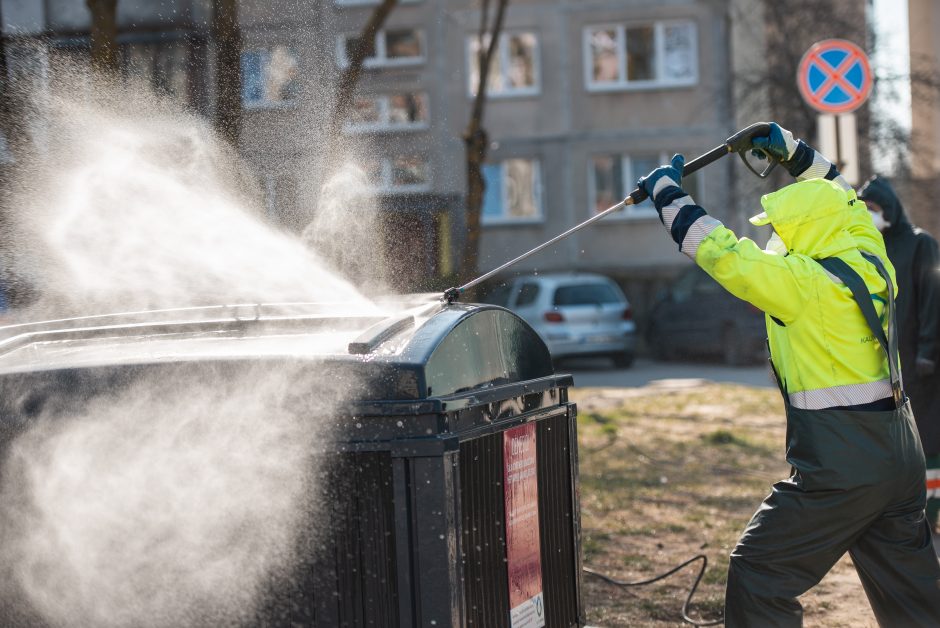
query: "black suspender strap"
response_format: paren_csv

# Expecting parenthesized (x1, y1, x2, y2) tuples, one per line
(816, 254, 903, 407)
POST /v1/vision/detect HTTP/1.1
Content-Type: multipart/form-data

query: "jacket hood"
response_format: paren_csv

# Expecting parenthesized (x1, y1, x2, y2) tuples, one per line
(750, 178, 882, 259)
(857, 175, 910, 234)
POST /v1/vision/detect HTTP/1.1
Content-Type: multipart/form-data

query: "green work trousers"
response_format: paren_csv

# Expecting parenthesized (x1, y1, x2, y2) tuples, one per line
(724, 401, 940, 626)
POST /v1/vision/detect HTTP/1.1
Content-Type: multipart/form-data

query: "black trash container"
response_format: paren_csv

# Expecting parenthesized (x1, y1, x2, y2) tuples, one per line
(0, 302, 584, 628)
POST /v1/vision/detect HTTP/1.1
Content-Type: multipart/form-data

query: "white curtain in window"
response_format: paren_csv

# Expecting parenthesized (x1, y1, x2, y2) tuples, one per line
(663, 24, 695, 80)
(590, 29, 620, 83)
(505, 159, 540, 219)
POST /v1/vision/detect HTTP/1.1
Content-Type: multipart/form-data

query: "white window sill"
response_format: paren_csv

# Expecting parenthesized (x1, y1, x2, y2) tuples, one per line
(344, 122, 430, 134)
(482, 217, 545, 227)
(468, 88, 541, 99)
(340, 57, 426, 70)
(590, 210, 659, 222)
(337, 0, 419, 6)
(370, 184, 432, 194)
(585, 78, 697, 93)
(243, 100, 298, 111)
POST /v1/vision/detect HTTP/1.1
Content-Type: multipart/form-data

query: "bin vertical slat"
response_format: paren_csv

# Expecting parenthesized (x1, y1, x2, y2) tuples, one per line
(392, 457, 417, 628)
(411, 454, 463, 627)
(536, 412, 580, 627)
(459, 432, 510, 625)
(311, 452, 399, 627)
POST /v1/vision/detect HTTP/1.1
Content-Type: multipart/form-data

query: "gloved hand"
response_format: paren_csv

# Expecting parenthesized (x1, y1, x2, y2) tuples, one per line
(750, 122, 798, 163)
(749, 122, 816, 177)
(636, 154, 716, 259)
(637, 153, 685, 212)
(916, 357, 936, 377)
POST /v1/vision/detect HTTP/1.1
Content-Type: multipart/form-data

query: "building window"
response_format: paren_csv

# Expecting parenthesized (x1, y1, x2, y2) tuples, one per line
(364, 156, 431, 193)
(337, 29, 425, 68)
(468, 32, 539, 97)
(585, 21, 697, 91)
(482, 159, 543, 224)
(263, 174, 299, 222)
(589, 152, 700, 219)
(122, 41, 191, 103)
(241, 46, 300, 107)
(346, 92, 429, 132)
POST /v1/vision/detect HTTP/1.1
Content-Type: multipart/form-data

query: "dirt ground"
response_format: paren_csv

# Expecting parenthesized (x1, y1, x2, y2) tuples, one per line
(573, 381, 879, 627)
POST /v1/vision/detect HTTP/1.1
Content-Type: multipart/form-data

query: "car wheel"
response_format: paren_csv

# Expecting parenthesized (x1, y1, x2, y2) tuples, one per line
(612, 351, 635, 369)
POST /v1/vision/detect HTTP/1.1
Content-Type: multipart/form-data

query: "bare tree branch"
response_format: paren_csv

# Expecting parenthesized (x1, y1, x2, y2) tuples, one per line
(328, 0, 399, 143)
(459, 0, 510, 288)
(86, 0, 119, 74)
(212, 0, 242, 146)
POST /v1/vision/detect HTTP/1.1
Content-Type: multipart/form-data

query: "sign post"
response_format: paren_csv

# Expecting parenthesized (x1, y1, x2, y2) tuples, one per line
(797, 39, 873, 185)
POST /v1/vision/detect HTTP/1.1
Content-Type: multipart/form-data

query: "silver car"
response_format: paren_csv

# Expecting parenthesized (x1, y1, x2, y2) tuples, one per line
(485, 273, 637, 367)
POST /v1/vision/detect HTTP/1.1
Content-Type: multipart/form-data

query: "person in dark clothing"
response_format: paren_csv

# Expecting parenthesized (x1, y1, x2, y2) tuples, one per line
(858, 175, 940, 528)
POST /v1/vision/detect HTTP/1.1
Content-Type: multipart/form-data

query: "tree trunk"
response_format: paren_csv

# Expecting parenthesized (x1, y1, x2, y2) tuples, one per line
(459, 0, 509, 288)
(0, 0, 11, 150)
(0, 0, 17, 199)
(462, 127, 488, 287)
(86, 0, 119, 75)
(212, 0, 242, 147)
(327, 0, 398, 148)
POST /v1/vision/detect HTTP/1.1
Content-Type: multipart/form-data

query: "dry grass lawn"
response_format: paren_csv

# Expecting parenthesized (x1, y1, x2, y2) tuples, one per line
(573, 381, 877, 627)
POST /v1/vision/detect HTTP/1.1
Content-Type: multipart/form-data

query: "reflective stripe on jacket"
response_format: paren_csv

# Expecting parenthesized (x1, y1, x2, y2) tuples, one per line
(690, 178, 899, 406)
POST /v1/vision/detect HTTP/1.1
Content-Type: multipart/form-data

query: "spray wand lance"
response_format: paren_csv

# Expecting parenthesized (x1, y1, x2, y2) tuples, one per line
(442, 122, 776, 304)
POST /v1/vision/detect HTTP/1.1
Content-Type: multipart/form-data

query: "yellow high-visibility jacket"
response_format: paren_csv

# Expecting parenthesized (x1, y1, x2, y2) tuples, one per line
(694, 178, 898, 408)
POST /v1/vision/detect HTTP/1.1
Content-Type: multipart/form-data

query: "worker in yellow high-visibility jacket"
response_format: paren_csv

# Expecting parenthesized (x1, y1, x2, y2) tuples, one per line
(637, 122, 940, 626)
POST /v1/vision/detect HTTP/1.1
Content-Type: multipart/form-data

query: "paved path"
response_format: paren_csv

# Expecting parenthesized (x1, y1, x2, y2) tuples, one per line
(563, 357, 775, 389)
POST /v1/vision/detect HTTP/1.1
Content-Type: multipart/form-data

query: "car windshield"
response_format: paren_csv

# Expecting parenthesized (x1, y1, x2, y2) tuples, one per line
(553, 283, 622, 306)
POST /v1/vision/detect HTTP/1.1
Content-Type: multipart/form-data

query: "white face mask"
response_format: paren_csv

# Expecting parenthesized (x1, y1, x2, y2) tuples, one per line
(869, 210, 891, 232)
(765, 231, 787, 255)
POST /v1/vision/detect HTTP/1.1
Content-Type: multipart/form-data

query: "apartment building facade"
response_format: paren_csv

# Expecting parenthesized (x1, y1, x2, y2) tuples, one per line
(2, 0, 872, 297)
(324, 0, 745, 290)
(907, 0, 940, 235)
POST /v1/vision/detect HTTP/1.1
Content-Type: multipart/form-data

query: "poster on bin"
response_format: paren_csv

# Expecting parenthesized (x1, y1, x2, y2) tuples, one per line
(503, 422, 545, 628)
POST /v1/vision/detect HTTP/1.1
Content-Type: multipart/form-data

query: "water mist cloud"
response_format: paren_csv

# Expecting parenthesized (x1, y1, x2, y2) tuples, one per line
(4, 69, 371, 316)
(0, 67, 380, 627)
(0, 365, 335, 628)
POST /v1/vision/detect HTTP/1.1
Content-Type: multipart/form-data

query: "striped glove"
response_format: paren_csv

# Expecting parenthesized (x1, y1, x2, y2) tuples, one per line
(751, 122, 849, 189)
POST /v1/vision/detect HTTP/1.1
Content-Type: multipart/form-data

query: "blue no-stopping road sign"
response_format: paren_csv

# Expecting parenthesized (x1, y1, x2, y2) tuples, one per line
(797, 39, 872, 114)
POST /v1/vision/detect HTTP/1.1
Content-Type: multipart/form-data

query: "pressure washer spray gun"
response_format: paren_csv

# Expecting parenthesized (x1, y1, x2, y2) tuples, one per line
(442, 122, 778, 304)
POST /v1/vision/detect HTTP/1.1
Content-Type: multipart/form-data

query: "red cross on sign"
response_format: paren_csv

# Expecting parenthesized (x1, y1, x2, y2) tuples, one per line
(797, 39, 872, 114)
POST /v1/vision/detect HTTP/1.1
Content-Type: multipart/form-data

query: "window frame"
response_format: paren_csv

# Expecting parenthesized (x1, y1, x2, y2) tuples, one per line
(343, 91, 430, 133)
(583, 19, 698, 92)
(336, 28, 426, 69)
(241, 46, 301, 110)
(366, 156, 432, 194)
(481, 158, 544, 226)
(587, 151, 703, 221)
(466, 31, 541, 99)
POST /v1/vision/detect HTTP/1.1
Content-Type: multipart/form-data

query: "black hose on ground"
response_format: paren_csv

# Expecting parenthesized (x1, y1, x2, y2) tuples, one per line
(583, 554, 723, 626)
